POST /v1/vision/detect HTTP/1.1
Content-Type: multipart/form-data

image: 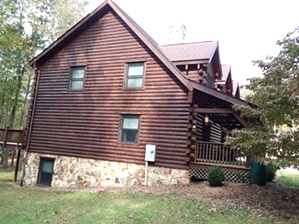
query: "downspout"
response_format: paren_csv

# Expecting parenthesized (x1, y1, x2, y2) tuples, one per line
(20, 67, 40, 186)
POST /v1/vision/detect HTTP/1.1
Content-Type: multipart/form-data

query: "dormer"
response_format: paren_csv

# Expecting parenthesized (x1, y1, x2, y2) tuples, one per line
(214, 65, 233, 95)
(160, 41, 222, 88)
(232, 80, 240, 98)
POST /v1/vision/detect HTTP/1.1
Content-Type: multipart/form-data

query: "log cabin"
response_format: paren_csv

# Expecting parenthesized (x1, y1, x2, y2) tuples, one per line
(22, 0, 253, 187)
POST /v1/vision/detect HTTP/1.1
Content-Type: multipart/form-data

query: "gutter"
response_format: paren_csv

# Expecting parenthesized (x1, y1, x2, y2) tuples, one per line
(20, 67, 40, 186)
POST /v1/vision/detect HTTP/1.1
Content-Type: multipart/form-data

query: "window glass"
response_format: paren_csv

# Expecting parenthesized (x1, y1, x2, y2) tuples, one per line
(70, 80, 84, 90)
(125, 63, 144, 89)
(123, 117, 139, 129)
(127, 63, 144, 76)
(120, 115, 140, 143)
(69, 67, 85, 90)
(126, 78, 143, 89)
(71, 68, 84, 79)
(42, 160, 54, 173)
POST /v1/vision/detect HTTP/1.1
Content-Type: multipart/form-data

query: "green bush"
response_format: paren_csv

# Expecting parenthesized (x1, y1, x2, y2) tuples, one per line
(207, 166, 225, 186)
(266, 163, 279, 182)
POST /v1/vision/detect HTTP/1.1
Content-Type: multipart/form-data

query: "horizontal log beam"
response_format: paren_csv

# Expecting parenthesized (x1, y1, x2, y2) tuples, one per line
(232, 113, 249, 128)
(193, 108, 237, 114)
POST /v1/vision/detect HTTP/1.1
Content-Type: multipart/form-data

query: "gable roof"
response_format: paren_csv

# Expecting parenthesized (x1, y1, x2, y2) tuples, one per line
(232, 80, 240, 97)
(160, 41, 218, 63)
(29, 0, 250, 109)
(221, 64, 231, 81)
(30, 0, 192, 90)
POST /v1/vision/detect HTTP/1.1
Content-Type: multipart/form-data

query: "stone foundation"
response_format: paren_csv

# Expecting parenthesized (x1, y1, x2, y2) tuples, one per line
(23, 153, 190, 187)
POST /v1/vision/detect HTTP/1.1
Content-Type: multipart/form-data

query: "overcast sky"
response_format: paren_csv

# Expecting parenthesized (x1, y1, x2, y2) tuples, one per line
(86, 0, 299, 85)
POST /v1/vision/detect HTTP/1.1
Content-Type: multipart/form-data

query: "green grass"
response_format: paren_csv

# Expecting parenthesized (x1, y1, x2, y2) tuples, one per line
(0, 182, 281, 224)
(277, 170, 299, 187)
(0, 168, 20, 182)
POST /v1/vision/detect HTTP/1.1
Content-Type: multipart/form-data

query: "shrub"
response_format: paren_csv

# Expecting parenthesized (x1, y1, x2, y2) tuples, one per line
(266, 163, 279, 182)
(207, 166, 225, 186)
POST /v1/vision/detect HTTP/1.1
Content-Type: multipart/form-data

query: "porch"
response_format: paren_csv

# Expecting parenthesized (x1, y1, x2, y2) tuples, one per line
(190, 141, 251, 183)
(187, 84, 256, 183)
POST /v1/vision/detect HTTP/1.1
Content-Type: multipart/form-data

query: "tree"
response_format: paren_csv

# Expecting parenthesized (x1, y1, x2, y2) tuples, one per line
(0, 0, 88, 167)
(227, 27, 299, 167)
(44, 0, 88, 45)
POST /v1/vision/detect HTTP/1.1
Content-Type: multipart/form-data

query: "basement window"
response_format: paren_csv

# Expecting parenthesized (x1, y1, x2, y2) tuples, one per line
(125, 62, 144, 89)
(69, 66, 85, 90)
(120, 115, 140, 143)
(37, 157, 55, 186)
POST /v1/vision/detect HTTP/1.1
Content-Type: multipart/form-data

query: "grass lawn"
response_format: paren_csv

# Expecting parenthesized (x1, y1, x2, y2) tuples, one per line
(0, 168, 20, 182)
(277, 169, 299, 187)
(0, 182, 282, 224)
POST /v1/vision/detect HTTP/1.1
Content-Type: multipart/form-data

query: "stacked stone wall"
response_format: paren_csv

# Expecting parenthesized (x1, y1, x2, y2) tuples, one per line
(23, 153, 190, 187)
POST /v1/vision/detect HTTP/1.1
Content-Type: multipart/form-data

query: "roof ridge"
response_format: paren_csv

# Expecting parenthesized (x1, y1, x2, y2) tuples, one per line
(160, 41, 216, 47)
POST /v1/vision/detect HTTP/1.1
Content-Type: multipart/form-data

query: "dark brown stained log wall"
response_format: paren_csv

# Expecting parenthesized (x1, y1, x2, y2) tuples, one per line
(209, 122, 221, 142)
(192, 91, 222, 143)
(28, 9, 190, 170)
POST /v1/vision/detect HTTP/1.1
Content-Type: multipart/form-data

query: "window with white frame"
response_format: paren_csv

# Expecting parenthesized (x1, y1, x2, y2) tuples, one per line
(120, 115, 140, 143)
(69, 67, 85, 90)
(125, 62, 144, 89)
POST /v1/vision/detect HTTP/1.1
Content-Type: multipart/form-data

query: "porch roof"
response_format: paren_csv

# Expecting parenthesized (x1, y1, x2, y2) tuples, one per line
(191, 81, 252, 131)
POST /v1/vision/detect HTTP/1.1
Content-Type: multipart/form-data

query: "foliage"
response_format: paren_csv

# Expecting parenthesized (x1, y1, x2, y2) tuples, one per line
(0, 183, 278, 224)
(0, 0, 88, 167)
(266, 163, 279, 182)
(0, 0, 88, 129)
(207, 166, 225, 186)
(227, 27, 299, 167)
(44, 0, 88, 45)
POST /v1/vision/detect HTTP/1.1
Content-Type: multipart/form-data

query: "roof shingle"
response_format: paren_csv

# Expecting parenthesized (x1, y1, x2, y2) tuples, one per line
(160, 41, 218, 62)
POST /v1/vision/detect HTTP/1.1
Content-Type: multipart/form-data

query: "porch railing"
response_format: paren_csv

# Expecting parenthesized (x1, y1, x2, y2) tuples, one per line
(195, 141, 250, 168)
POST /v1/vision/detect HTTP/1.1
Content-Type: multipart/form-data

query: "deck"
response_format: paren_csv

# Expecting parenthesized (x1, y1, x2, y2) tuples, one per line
(0, 127, 25, 149)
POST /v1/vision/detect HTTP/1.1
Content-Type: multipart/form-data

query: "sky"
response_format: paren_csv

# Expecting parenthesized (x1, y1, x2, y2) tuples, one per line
(86, 0, 299, 85)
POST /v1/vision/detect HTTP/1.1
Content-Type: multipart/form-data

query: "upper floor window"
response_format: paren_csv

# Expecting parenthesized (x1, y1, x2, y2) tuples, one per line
(125, 62, 144, 89)
(120, 115, 140, 143)
(69, 67, 85, 90)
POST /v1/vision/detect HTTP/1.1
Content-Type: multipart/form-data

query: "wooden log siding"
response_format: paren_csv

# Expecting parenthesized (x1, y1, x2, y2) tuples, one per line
(28, 10, 190, 170)
(209, 122, 221, 143)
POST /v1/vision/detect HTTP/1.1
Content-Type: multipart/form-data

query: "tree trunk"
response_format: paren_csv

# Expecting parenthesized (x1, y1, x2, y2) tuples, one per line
(0, 147, 3, 164)
(2, 147, 8, 168)
(9, 66, 25, 128)
(19, 72, 32, 128)
(11, 149, 16, 167)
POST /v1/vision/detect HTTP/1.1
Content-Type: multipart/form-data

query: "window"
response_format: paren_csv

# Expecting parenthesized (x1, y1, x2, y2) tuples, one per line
(125, 62, 144, 89)
(37, 157, 55, 186)
(120, 115, 140, 143)
(69, 67, 85, 90)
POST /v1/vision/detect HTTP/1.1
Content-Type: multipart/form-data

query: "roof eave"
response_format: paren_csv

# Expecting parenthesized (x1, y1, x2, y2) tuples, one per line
(109, 1, 192, 91)
(190, 81, 251, 107)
